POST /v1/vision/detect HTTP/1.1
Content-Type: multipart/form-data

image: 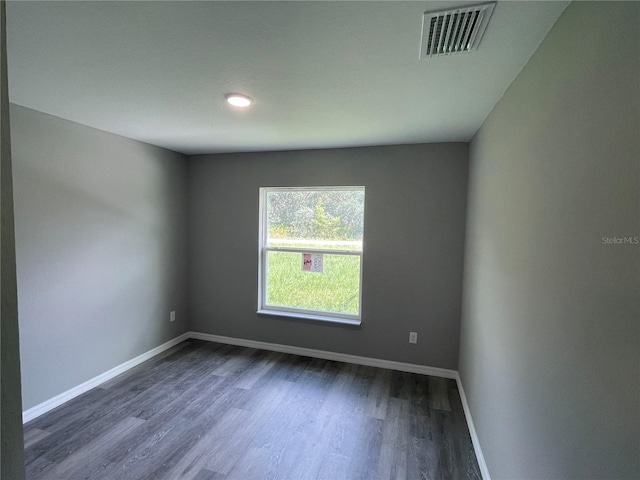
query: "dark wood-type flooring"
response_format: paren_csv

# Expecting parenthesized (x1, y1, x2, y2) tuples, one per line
(23, 340, 481, 479)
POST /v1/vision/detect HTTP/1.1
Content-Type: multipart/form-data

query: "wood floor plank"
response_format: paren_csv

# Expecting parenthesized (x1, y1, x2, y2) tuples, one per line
(111, 415, 212, 480)
(210, 347, 258, 377)
(282, 362, 359, 480)
(25, 387, 114, 434)
(364, 367, 392, 420)
(346, 416, 384, 480)
(97, 373, 242, 479)
(376, 398, 409, 480)
(234, 350, 284, 390)
(22, 455, 55, 480)
(430, 409, 457, 479)
(328, 364, 375, 458)
(242, 360, 343, 480)
(447, 380, 465, 413)
(193, 469, 228, 480)
(23, 340, 481, 480)
(427, 376, 453, 412)
(408, 436, 435, 480)
(315, 452, 351, 480)
(25, 390, 133, 466)
(30, 358, 218, 470)
(224, 446, 271, 480)
(204, 380, 295, 475)
(23, 429, 50, 449)
(272, 353, 315, 383)
(37, 416, 145, 480)
(159, 406, 249, 480)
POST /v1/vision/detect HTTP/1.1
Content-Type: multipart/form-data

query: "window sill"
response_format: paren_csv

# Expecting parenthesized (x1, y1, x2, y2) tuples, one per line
(257, 309, 362, 326)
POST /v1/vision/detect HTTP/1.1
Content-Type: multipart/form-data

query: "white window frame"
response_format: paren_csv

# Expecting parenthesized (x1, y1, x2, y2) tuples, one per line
(257, 186, 364, 325)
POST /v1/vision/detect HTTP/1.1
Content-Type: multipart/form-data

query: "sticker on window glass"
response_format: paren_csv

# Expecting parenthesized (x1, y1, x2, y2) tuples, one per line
(302, 253, 323, 273)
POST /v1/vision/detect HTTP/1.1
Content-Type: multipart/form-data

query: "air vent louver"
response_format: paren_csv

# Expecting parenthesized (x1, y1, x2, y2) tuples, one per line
(420, 3, 495, 58)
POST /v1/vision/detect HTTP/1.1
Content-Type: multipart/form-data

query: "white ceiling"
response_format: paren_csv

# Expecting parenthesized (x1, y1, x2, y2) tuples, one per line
(6, 1, 569, 155)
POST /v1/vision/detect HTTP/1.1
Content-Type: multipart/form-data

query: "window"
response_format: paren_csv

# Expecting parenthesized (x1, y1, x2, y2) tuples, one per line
(258, 186, 365, 325)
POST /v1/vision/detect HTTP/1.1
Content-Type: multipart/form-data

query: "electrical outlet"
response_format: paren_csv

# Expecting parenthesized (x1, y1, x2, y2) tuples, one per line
(170, 311, 176, 322)
(409, 331, 418, 344)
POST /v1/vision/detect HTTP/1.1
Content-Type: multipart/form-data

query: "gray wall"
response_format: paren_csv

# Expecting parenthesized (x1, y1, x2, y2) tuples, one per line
(1, 0, 25, 476)
(188, 143, 468, 370)
(459, 2, 639, 479)
(11, 105, 189, 410)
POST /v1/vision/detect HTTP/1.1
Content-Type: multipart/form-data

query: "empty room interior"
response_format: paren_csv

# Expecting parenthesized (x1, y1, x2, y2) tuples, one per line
(1, 1, 638, 479)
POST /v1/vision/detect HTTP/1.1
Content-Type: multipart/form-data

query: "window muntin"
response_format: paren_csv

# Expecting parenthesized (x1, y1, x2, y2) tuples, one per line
(258, 187, 365, 323)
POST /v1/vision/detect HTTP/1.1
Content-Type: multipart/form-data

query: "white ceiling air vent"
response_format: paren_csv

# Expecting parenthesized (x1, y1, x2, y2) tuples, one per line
(420, 2, 495, 59)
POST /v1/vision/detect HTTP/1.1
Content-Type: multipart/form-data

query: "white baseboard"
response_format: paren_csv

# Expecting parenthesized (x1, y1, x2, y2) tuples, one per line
(188, 331, 458, 379)
(22, 332, 190, 423)
(456, 373, 491, 480)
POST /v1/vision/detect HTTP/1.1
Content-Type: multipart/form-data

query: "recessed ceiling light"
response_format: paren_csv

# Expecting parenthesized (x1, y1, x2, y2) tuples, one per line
(225, 93, 252, 108)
